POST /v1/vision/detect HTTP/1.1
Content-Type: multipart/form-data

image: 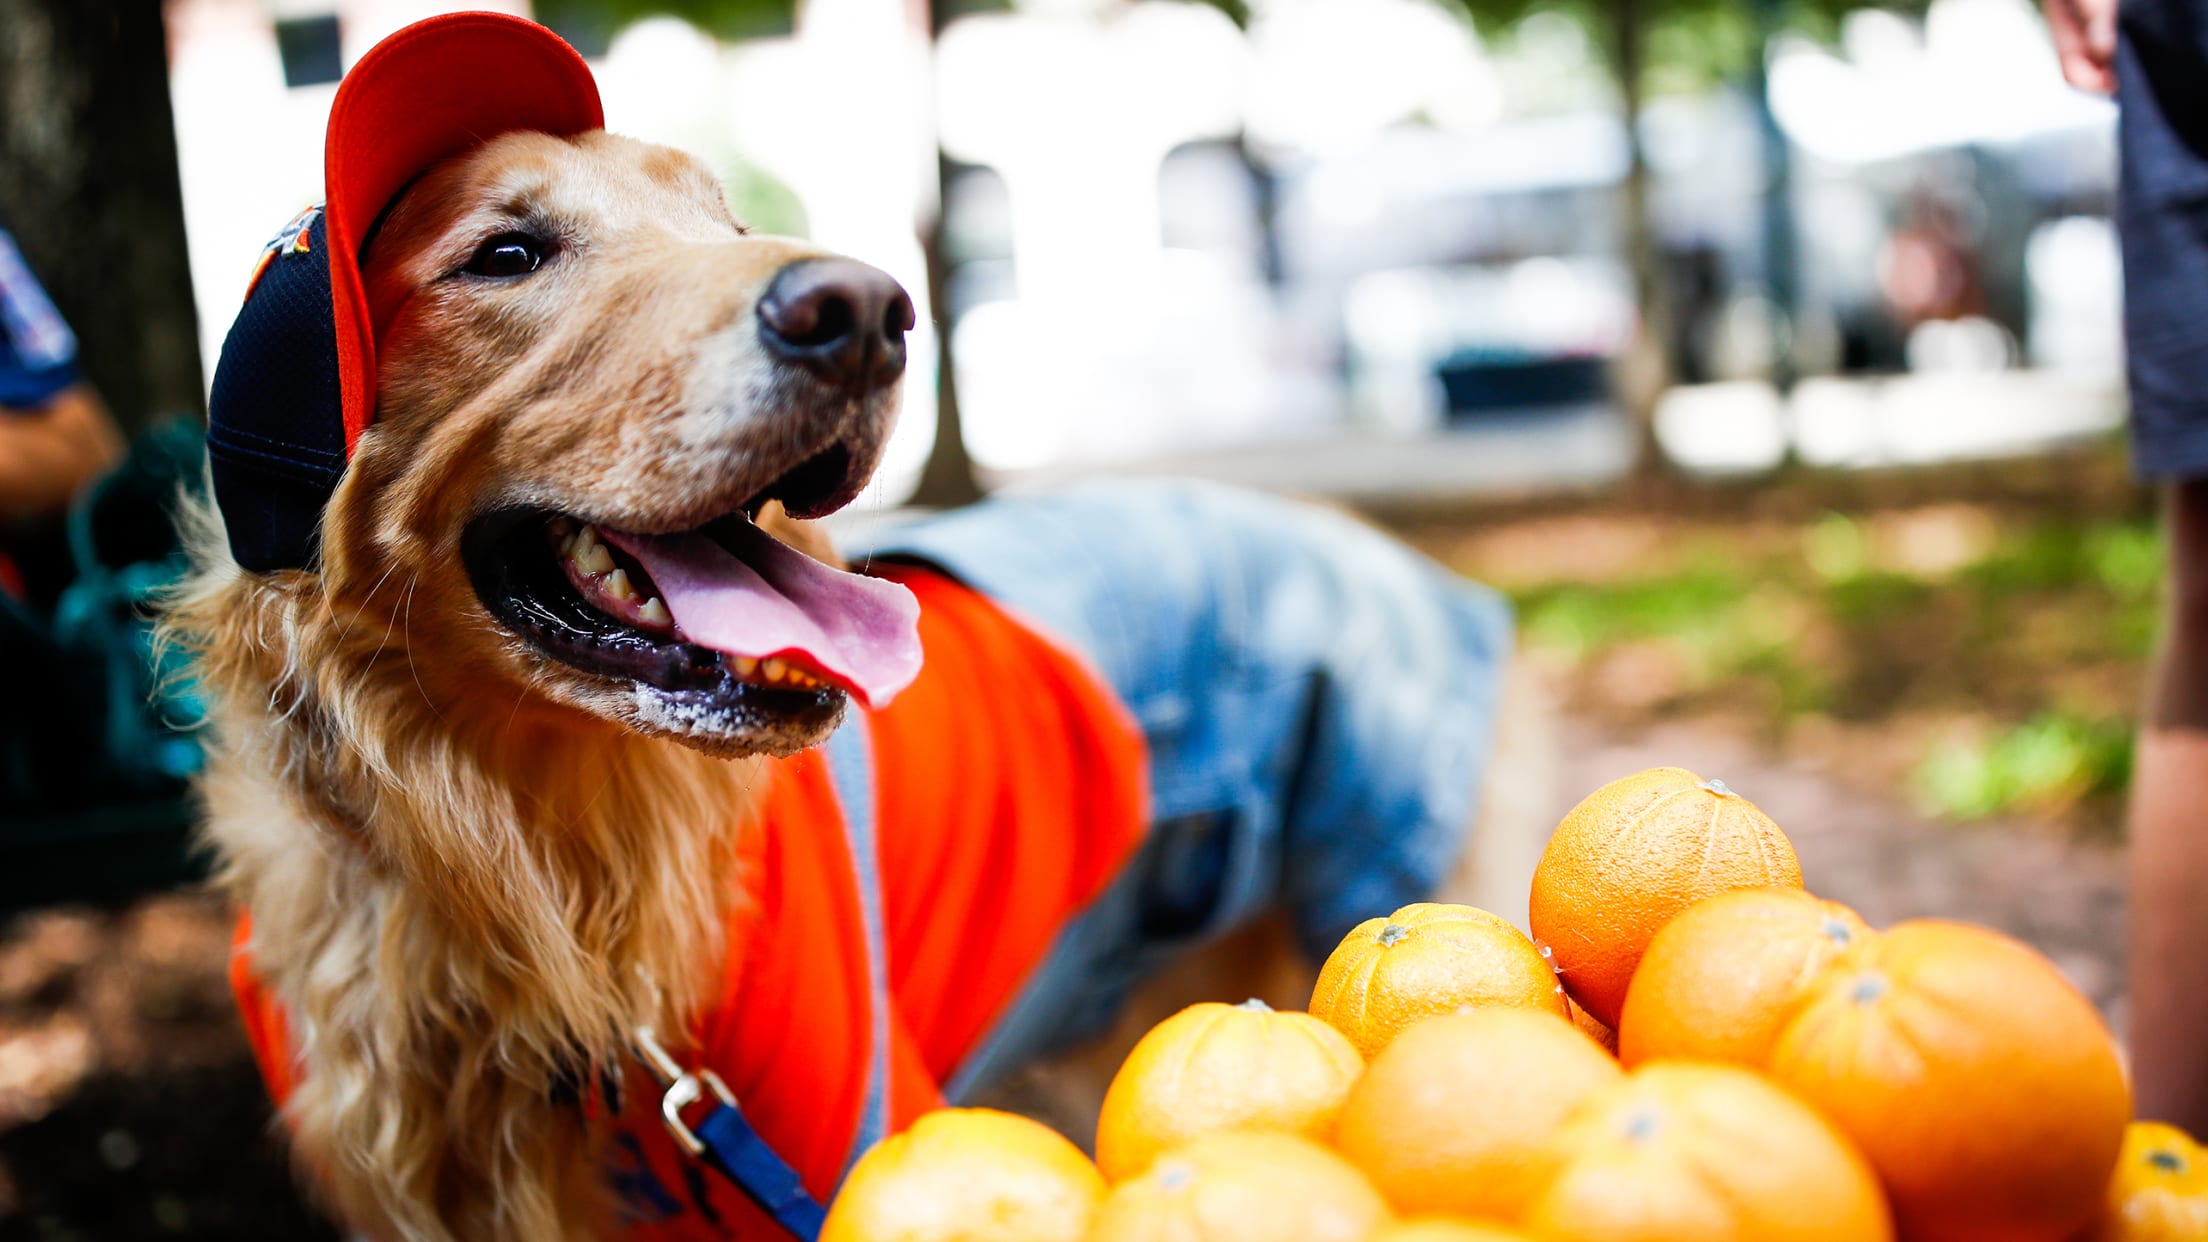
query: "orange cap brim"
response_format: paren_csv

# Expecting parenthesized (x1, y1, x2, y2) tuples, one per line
(323, 11, 603, 456)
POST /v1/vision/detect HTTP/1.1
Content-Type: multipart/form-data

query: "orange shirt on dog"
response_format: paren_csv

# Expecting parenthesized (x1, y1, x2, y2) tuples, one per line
(231, 566, 1149, 1239)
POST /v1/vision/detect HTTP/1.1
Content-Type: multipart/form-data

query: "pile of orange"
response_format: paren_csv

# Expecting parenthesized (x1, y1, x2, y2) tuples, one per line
(820, 767, 2199, 1242)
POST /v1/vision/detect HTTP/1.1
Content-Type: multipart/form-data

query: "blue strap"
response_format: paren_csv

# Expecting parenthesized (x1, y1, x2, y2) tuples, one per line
(689, 1104, 828, 1239)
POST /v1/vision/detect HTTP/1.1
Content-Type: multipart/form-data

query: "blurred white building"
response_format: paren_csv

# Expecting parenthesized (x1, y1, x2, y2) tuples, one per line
(165, 0, 2124, 498)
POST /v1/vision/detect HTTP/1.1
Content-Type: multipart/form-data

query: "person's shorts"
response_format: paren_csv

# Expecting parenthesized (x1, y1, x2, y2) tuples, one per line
(2119, 0, 2208, 481)
(850, 481, 1513, 1091)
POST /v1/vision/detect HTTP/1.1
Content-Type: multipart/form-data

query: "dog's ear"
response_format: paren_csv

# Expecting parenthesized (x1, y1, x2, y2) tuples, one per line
(756, 500, 843, 570)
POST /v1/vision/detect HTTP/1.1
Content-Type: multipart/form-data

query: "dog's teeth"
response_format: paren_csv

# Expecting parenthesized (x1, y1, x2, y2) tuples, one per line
(733, 656, 759, 677)
(637, 597, 671, 627)
(605, 568, 636, 601)
(576, 542, 615, 575)
(762, 657, 788, 683)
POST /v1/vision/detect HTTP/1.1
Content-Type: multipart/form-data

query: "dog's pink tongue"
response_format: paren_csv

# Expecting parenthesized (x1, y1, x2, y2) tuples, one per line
(601, 523, 921, 710)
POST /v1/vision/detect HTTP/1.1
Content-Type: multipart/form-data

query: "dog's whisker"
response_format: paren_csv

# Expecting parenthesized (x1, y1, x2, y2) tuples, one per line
(399, 572, 450, 724)
(501, 683, 531, 737)
(333, 559, 407, 648)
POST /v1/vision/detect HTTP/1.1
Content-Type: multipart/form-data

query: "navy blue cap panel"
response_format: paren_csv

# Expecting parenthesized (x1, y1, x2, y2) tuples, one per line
(207, 455, 332, 574)
(207, 208, 348, 572)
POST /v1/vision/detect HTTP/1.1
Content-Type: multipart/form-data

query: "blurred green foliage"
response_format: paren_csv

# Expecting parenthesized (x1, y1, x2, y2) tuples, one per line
(537, 0, 788, 44)
(537, 0, 1914, 87)
(1436, 0, 1928, 93)
(1515, 564, 1750, 660)
(722, 159, 810, 236)
(534, 0, 1250, 43)
(1480, 503, 2159, 826)
(1913, 712, 2134, 821)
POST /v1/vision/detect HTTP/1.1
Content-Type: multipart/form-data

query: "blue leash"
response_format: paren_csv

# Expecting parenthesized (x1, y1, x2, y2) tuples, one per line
(627, 718, 889, 1241)
(635, 1022, 829, 1240)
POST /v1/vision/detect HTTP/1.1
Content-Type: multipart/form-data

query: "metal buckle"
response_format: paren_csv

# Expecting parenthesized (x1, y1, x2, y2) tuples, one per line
(659, 1065, 738, 1157)
(636, 1023, 737, 1158)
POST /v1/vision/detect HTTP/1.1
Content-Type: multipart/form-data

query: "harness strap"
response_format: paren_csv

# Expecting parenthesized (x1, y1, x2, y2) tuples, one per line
(632, 715, 890, 1241)
(688, 1106, 829, 1238)
(825, 716, 894, 1172)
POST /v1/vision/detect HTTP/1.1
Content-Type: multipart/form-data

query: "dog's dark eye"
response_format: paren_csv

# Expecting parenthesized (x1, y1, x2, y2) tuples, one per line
(464, 233, 547, 279)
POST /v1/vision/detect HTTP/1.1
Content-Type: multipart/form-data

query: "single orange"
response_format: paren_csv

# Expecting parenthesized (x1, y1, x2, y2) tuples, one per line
(2086, 1122, 2208, 1242)
(1095, 998, 1362, 1183)
(1310, 902, 1567, 1060)
(819, 1107, 1104, 1242)
(1369, 1221, 1538, 1242)
(1334, 1007, 1620, 1219)
(1766, 920, 2131, 1242)
(1088, 1131, 1393, 1242)
(1529, 767, 1802, 1028)
(1518, 1060, 1893, 1242)
(1617, 887, 1870, 1068)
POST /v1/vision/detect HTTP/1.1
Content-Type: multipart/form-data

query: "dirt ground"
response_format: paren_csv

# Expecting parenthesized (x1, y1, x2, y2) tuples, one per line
(0, 896, 341, 1241)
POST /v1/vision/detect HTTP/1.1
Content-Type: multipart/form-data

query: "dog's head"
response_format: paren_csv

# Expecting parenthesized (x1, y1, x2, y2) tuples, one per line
(203, 14, 922, 758)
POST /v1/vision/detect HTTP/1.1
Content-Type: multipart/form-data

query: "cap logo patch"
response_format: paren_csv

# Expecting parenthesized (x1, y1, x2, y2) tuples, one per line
(244, 204, 324, 303)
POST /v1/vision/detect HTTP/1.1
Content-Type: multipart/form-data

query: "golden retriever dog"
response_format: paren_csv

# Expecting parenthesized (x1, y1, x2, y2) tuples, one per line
(163, 14, 1533, 1241)
(167, 128, 880, 1235)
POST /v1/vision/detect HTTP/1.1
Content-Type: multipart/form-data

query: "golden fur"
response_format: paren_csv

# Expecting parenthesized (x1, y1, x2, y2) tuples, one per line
(164, 131, 885, 1240)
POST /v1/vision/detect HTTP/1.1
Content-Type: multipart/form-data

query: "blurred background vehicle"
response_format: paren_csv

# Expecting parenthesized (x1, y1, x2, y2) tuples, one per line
(0, 0, 2142, 1235)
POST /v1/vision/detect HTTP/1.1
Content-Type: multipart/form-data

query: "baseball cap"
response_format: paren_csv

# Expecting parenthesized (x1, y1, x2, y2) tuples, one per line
(206, 11, 602, 572)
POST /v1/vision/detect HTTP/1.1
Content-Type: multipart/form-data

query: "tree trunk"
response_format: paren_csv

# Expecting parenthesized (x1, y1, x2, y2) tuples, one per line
(907, 0, 984, 509)
(0, 0, 203, 434)
(1606, 0, 1673, 483)
(1750, 0, 1799, 396)
(909, 149, 985, 508)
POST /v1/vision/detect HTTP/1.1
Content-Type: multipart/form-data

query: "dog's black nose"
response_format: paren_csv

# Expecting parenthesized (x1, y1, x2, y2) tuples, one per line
(757, 258, 914, 393)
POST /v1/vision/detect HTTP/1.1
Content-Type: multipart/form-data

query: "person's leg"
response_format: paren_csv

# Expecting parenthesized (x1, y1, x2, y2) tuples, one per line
(2115, 0, 2208, 1132)
(2130, 478, 2208, 1131)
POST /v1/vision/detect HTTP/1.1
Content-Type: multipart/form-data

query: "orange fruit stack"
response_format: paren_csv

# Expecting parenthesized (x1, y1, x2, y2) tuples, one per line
(820, 767, 2183, 1242)
(1089, 1131, 1391, 1242)
(1333, 1008, 1618, 1220)
(819, 1107, 1103, 1242)
(2089, 1122, 2208, 1241)
(1767, 920, 2132, 1242)
(1311, 902, 1567, 1059)
(1529, 767, 1802, 1028)
(1096, 997, 1362, 1182)
(1519, 1061, 1891, 1242)
(1370, 1223, 1541, 1242)
(1618, 886, 1868, 1068)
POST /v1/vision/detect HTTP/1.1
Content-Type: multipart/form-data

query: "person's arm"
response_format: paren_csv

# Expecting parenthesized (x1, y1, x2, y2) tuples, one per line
(2044, 0, 2120, 93)
(0, 224, 120, 522)
(0, 384, 122, 522)
(2130, 479, 2208, 1131)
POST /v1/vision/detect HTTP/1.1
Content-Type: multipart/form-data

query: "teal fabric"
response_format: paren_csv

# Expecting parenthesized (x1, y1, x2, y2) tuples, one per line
(2, 420, 204, 814)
